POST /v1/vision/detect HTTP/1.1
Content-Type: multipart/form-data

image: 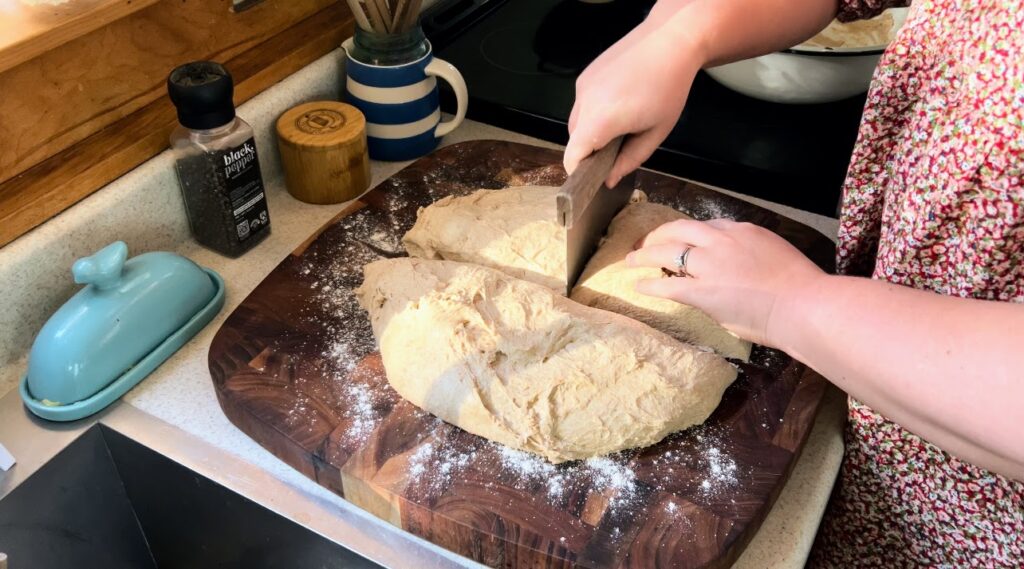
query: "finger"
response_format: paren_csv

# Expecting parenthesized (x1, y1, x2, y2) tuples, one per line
(626, 243, 709, 277)
(626, 243, 684, 270)
(605, 127, 667, 187)
(635, 276, 698, 304)
(563, 111, 621, 175)
(638, 219, 721, 249)
(705, 218, 738, 230)
(568, 102, 580, 134)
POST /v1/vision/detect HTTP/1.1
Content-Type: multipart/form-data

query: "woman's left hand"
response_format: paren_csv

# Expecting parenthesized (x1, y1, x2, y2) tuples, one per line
(625, 218, 825, 347)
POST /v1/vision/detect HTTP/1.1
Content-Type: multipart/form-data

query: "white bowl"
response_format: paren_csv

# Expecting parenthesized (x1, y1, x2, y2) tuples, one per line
(705, 8, 908, 104)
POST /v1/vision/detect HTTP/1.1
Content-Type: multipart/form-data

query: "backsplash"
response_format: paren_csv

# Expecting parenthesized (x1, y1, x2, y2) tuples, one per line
(0, 49, 347, 372)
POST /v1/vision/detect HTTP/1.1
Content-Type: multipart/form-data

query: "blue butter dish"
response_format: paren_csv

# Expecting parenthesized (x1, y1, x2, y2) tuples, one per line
(20, 241, 225, 422)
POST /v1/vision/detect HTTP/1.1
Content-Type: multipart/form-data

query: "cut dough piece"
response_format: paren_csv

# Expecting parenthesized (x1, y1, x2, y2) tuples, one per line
(356, 258, 737, 463)
(402, 185, 566, 291)
(571, 202, 752, 361)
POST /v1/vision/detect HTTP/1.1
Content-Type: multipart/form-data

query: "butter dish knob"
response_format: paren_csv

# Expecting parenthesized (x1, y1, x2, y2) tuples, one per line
(72, 241, 129, 290)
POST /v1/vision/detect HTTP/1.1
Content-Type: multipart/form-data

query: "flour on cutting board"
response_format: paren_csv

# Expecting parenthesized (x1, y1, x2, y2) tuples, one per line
(304, 208, 406, 373)
(682, 193, 733, 221)
(343, 383, 378, 441)
(395, 423, 744, 515)
(282, 207, 408, 447)
(294, 187, 748, 518)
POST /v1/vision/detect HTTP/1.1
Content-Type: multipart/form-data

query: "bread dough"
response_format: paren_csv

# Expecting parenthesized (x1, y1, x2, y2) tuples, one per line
(403, 186, 749, 359)
(356, 258, 737, 463)
(571, 202, 752, 361)
(402, 186, 567, 291)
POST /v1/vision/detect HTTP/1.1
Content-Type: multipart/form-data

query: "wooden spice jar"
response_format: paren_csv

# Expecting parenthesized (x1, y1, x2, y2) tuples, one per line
(276, 101, 371, 204)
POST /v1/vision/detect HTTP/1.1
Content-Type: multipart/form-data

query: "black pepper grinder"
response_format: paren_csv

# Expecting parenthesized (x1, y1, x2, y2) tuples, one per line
(168, 61, 271, 257)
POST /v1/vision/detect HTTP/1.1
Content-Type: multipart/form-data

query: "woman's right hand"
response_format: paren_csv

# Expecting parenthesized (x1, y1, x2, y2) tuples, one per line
(563, 2, 706, 187)
(564, 0, 840, 186)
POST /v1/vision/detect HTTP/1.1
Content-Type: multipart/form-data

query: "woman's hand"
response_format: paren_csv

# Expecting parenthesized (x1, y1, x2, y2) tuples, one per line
(563, 9, 705, 187)
(563, 0, 839, 186)
(625, 218, 826, 347)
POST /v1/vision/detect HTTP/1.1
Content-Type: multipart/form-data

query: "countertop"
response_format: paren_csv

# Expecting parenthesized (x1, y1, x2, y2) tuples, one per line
(0, 48, 845, 568)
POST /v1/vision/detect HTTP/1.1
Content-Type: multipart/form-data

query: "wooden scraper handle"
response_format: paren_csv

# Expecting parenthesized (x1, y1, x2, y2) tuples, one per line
(557, 136, 624, 229)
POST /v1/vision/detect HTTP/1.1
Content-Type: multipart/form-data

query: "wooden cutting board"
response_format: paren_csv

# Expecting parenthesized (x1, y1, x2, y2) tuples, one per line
(208, 140, 835, 569)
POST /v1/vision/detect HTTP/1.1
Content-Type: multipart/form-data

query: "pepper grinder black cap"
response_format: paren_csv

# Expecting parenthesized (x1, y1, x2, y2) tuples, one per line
(167, 61, 237, 130)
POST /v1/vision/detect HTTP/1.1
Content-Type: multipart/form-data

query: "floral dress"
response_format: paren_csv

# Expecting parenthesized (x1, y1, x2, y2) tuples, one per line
(809, 0, 1024, 567)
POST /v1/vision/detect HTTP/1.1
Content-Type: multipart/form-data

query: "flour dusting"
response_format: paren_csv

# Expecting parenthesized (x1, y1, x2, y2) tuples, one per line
(297, 201, 749, 515)
(343, 383, 378, 442)
(684, 194, 734, 221)
(408, 443, 435, 479)
(700, 446, 739, 496)
(286, 169, 760, 544)
(585, 456, 638, 505)
(498, 446, 569, 499)
(499, 446, 557, 477)
(490, 445, 641, 508)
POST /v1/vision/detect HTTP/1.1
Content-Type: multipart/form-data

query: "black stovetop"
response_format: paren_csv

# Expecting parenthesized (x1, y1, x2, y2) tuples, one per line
(423, 0, 864, 217)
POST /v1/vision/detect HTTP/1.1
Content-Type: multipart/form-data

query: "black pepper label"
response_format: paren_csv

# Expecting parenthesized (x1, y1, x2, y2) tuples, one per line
(220, 138, 270, 242)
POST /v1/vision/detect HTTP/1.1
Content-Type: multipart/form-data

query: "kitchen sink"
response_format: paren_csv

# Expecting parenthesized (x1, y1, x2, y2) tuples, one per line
(0, 424, 382, 569)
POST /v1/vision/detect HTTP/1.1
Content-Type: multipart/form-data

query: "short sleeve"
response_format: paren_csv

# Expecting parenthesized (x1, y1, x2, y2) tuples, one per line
(836, 0, 909, 23)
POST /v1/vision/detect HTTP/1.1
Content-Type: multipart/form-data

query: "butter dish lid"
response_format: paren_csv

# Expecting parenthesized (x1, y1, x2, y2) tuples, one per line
(21, 242, 225, 421)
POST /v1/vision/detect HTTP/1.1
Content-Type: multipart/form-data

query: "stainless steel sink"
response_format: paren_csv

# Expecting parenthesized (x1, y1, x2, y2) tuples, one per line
(0, 424, 381, 568)
(0, 390, 478, 569)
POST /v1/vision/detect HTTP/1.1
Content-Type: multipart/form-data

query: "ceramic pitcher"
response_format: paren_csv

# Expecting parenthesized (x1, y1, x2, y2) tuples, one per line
(342, 28, 468, 161)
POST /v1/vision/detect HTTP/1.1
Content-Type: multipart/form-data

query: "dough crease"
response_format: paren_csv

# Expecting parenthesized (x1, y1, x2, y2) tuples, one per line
(403, 185, 567, 291)
(356, 258, 738, 463)
(572, 201, 752, 361)
(403, 186, 750, 360)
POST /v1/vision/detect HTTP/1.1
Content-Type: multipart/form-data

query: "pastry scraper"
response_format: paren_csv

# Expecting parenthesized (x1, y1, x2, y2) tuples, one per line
(557, 136, 636, 296)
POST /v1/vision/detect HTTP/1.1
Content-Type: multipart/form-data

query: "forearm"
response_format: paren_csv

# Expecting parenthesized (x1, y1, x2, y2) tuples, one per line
(653, 0, 839, 67)
(564, 0, 840, 178)
(776, 275, 1024, 480)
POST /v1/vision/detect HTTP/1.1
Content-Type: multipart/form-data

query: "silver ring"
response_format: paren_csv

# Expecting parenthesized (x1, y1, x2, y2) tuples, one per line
(674, 246, 693, 277)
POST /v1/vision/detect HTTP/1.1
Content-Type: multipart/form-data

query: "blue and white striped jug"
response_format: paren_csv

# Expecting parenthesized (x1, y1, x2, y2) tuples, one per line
(343, 36, 467, 161)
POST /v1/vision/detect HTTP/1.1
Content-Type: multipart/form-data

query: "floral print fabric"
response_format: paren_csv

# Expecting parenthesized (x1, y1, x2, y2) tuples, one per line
(810, 0, 1024, 566)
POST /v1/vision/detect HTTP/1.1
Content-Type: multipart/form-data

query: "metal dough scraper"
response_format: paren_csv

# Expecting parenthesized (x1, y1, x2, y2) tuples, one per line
(557, 136, 636, 296)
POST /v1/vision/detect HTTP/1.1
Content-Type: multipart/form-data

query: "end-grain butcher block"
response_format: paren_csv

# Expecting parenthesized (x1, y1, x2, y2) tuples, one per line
(572, 202, 752, 361)
(355, 257, 737, 463)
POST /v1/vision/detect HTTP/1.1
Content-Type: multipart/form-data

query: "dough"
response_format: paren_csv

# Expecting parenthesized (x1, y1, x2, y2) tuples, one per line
(402, 186, 567, 291)
(571, 202, 752, 361)
(356, 258, 737, 463)
(403, 186, 748, 359)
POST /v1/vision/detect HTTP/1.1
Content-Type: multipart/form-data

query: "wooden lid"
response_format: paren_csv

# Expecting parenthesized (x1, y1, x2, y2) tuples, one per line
(276, 101, 365, 150)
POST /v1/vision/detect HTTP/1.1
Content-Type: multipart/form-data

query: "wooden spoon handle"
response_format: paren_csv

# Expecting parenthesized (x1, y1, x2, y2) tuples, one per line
(362, 0, 389, 33)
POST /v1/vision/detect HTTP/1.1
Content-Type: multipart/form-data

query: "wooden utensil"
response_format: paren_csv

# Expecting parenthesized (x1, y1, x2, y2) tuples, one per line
(345, 0, 421, 35)
(345, 0, 373, 31)
(394, 0, 423, 33)
(361, 0, 390, 33)
(389, 0, 409, 31)
(208, 140, 835, 569)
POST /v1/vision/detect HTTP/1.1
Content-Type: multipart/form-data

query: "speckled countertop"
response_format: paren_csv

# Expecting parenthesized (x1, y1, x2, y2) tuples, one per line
(0, 48, 844, 568)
